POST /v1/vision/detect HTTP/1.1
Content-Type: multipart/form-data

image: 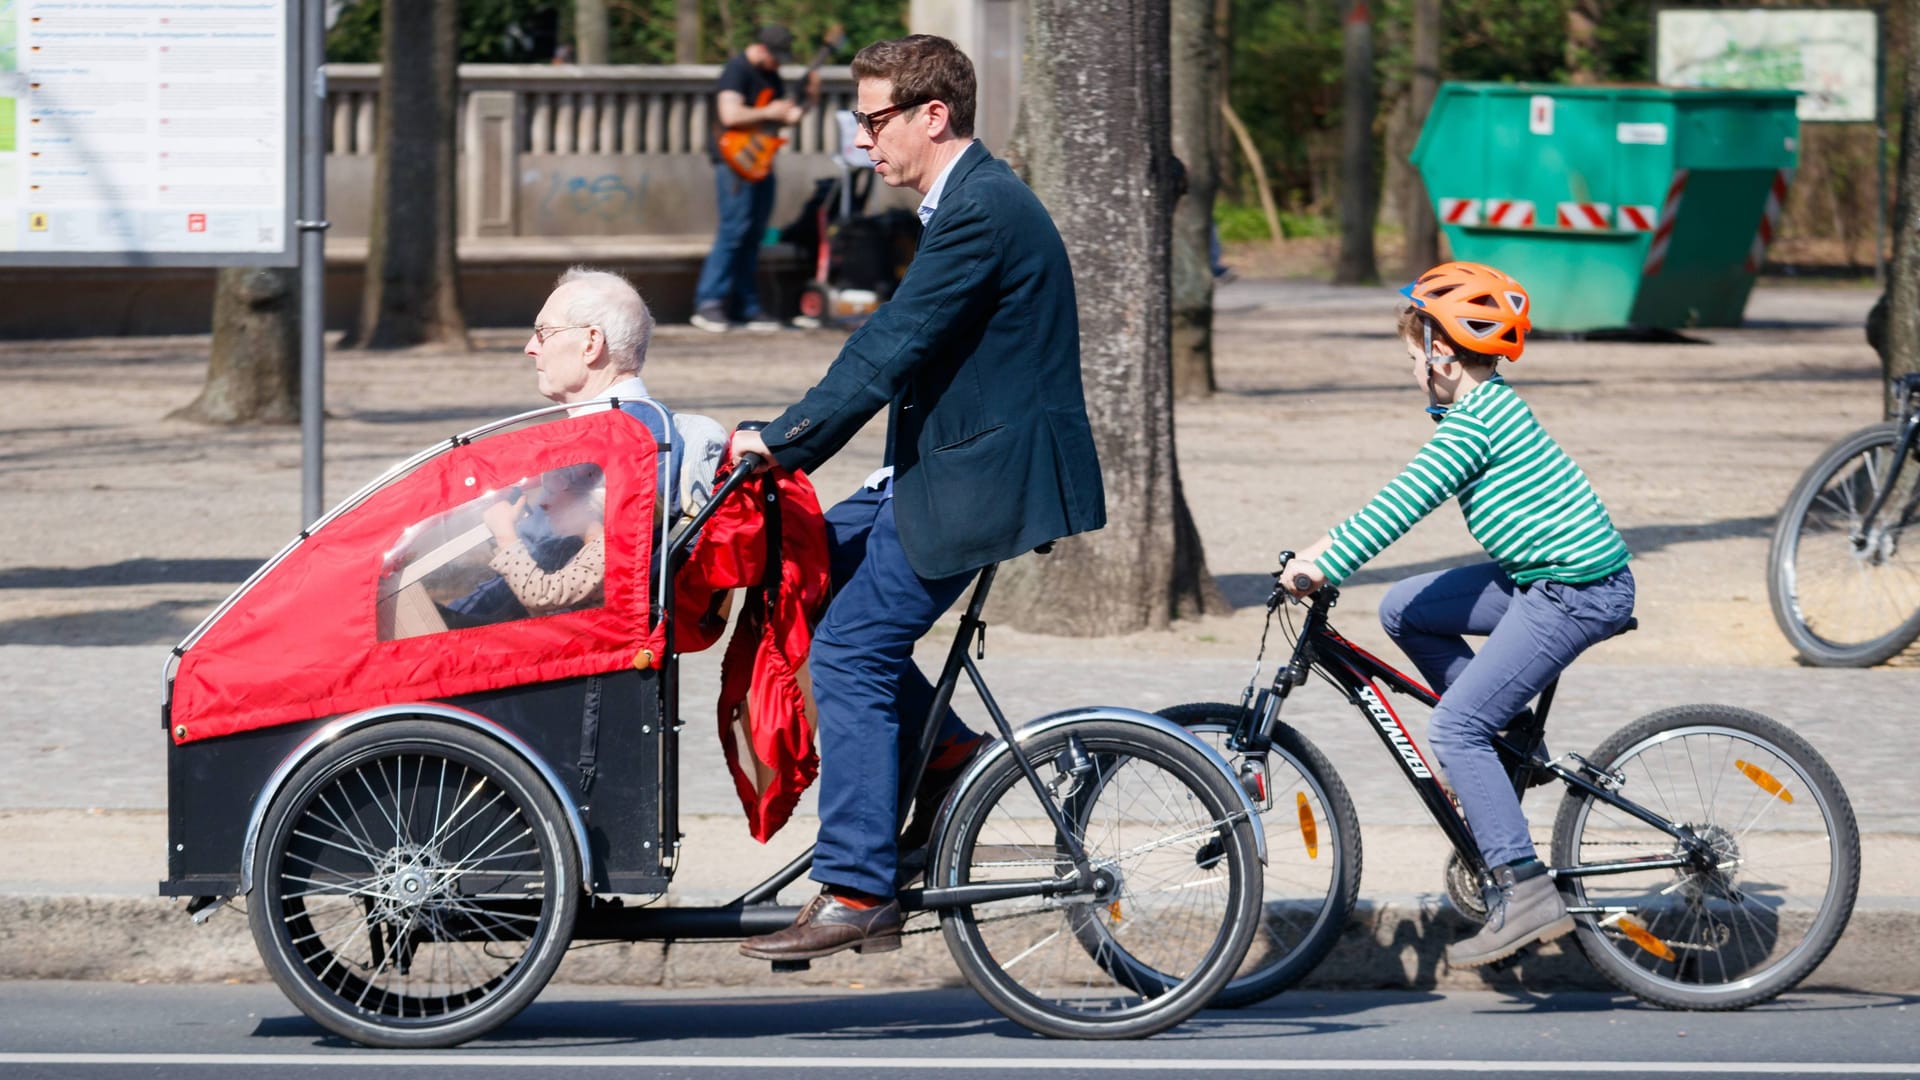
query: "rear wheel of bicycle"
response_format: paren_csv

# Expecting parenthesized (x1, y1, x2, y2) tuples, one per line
(249, 719, 580, 1048)
(1156, 703, 1361, 1006)
(1550, 705, 1859, 1011)
(933, 720, 1262, 1039)
(1768, 421, 1920, 666)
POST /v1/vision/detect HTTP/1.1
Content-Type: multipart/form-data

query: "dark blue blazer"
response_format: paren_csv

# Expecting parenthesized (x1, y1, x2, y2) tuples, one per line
(763, 142, 1106, 579)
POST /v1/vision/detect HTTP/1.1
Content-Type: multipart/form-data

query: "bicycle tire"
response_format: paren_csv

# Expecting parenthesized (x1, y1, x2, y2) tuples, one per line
(1767, 421, 1920, 666)
(1550, 705, 1859, 1011)
(249, 719, 580, 1048)
(933, 719, 1262, 1039)
(1155, 702, 1361, 1006)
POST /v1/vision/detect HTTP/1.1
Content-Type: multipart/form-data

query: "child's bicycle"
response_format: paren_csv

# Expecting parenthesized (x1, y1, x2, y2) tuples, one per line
(1158, 551, 1860, 1010)
(1768, 372, 1920, 666)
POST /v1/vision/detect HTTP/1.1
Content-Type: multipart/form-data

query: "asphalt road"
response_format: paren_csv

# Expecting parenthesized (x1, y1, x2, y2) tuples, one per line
(0, 983, 1915, 1080)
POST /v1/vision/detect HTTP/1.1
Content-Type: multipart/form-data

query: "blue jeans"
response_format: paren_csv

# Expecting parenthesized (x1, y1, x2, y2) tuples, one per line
(694, 164, 775, 320)
(1379, 563, 1636, 866)
(810, 484, 978, 898)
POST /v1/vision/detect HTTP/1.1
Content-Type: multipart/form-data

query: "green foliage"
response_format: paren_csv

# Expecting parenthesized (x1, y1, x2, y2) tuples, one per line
(327, 1, 908, 65)
(1213, 200, 1337, 242)
(327, 0, 567, 63)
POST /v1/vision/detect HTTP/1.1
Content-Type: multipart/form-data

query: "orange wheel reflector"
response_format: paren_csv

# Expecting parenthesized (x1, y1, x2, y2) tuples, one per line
(1295, 792, 1320, 860)
(1735, 759, 1794, 803)
(1619, 917, 1677, 962)
(1108, 900, 1123, 924)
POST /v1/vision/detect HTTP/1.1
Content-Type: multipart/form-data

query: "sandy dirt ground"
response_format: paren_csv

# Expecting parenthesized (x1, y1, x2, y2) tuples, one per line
(0, 276, 1890, 673)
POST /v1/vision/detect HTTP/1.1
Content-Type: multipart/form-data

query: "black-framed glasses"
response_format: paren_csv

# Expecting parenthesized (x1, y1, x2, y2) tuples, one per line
(852, 98, 931, 136)
(532, 323, 593, 344)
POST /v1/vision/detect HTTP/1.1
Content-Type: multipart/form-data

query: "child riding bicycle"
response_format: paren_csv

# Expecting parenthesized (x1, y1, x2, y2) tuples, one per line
(1280, 261, 1637, 968)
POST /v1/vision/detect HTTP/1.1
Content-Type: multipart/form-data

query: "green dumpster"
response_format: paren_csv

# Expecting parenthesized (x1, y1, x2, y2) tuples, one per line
(1410, 82, 1799, 332)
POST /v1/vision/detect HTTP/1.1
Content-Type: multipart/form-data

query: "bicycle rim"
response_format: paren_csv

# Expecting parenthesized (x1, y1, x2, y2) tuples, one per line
(1169, 712, 1358, 1005)
(937, 726, 1259, 1038)
(254, 734, 575, 1041)
(1773, 424, 1920, 664)
(1553, 710, 1858, 1009)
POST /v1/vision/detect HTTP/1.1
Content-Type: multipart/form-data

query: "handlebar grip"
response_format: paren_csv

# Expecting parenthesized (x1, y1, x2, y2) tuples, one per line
(1292, 574, 1314, 593)
(735, 451, 765, 474)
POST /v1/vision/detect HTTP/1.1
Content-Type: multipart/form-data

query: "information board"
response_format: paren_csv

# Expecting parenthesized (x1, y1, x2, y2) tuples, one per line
(1656, 7, 1881, 123)
(0, 0, 297, 266)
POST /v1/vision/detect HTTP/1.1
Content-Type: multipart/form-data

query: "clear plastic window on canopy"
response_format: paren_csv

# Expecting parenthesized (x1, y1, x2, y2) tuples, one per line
(376, 462, 609, 640)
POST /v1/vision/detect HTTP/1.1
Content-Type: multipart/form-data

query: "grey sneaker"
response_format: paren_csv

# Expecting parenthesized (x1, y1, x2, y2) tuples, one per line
(1446, 861, 1574, 968)
(742, 315, 786, 333)
(690, 306, 731, 334)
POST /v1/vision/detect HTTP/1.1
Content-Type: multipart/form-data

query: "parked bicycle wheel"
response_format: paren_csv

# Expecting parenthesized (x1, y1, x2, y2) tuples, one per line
(1156, 703, 1361, 1006)
(933, 720, 1262, 1039)
(1768, 421, 1920, 666)
(249, 719, 581, 1048)
(1550, 705, 1859, 1010)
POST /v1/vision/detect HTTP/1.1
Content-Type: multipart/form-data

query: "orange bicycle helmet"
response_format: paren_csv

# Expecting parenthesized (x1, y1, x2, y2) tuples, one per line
(1400, 261, 1532, 361)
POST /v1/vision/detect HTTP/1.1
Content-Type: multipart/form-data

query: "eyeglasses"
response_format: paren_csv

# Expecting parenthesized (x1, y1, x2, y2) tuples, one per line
(532, 323, 594, 344)
(852, 98, 930, 137)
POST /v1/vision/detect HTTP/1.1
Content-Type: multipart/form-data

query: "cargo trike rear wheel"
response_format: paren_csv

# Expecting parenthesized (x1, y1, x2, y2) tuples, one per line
(248, 719, 580, 1048)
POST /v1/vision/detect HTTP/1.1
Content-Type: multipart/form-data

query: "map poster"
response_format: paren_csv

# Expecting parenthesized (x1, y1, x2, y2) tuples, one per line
(0, 0, 296, 266)
(1656, 7, 1882, 124)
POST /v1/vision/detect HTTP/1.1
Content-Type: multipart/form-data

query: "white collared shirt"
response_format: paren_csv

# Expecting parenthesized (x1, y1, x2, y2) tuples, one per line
(917, 139, 979, 227)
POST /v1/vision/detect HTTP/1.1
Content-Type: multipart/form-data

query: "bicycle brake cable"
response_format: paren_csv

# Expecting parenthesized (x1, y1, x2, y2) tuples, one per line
(1241, 587, 1281, 709)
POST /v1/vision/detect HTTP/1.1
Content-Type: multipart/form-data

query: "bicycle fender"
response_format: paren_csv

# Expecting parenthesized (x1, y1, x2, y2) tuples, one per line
(234, 703, 595, 897)
(931, 706, 1268, 865)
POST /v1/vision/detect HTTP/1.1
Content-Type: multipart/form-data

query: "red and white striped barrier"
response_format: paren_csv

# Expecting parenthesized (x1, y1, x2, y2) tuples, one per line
(1485, 199, 1535, 228)
(1745, 168, 1793, 274)
(1616, 204, 1658, 231)
(1640, 169, 1690, 277)
(1438, 197, 1482, 226)
(1556, 202, 1613, 230)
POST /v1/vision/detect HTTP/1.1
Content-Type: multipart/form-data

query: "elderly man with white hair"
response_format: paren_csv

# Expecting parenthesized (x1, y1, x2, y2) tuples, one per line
(525, 266, 727, 518)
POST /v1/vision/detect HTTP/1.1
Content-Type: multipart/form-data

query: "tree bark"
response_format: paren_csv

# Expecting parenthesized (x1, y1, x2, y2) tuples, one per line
(996, 0, 1224, 635)
(171, 268, 299, 424)
(1404, 0, 1441, 276)
(1565, 0, 1604, 85)
(1171, 0, 1220, 401)
(1872, 0, 1920, 415)
(674, 0, 702, 63)
(1335, 0, 1380, 285)
(576, 0, 610, 65)
(354, 0, 469, 350)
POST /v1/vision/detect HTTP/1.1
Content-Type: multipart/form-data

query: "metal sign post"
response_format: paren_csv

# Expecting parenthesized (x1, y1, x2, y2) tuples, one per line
(298, 0, 328, 526)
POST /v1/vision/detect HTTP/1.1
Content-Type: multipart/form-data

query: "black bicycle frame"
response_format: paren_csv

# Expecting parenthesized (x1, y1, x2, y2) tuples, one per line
(1852, 373, 1920, 543)
(1236, 576, 1710, 896)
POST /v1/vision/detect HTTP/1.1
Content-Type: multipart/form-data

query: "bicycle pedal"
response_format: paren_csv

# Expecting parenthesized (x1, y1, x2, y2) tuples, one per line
(1486, 947, 1528, 972)
(770, 958, 812, 973)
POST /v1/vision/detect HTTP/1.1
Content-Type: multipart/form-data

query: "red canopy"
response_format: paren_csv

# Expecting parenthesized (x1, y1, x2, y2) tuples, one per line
(170, 410, 666, 744)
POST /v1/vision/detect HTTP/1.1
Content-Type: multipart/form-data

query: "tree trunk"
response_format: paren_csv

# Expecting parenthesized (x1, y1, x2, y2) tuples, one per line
(1171, 0, 1220, 401)
(1874, 0, 1920, 414)
(354, 0, 469, 350)
(674, 0, 702, 63)
(576, 0, 609, 65)
(996, 0, 1224, 635)
(1565, 0, 1604, 85)
(171, 268, 299, 424)
(1335, 0, 1379, 285)
(1404, 0, 1441, 276)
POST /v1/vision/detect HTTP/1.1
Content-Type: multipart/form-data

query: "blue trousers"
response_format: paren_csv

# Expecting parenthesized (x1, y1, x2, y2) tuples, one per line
(1379, 563, 1635, 866)
(810, 484, 978, 898)
(694, 164, 775, 320)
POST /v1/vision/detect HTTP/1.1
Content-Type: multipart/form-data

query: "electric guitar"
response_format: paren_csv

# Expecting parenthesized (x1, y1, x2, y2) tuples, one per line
(717, 25, 844, 183)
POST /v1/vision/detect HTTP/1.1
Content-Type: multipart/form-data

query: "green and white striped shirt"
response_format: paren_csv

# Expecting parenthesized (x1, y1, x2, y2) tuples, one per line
(1312, 377, 1631, 587)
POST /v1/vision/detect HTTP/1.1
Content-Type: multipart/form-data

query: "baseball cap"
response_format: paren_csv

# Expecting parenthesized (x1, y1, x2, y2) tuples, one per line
(756, 25, 796, 64)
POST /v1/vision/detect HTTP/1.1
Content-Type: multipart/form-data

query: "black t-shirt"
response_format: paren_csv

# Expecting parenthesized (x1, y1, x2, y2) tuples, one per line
(710, 54, 786, 161)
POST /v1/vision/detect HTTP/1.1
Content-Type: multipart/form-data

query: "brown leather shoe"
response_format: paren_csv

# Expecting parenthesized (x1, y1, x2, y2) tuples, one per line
(739, 893, 904, 961)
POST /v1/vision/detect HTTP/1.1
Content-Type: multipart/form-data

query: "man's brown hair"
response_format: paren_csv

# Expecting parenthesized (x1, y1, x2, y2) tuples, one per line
(1398, 306, 1500, 367)
(851, 35, 976, 139)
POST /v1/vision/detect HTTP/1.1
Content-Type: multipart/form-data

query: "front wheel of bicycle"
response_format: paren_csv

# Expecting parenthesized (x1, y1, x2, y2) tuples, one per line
(1156, 702, 1361, 1006)
(933, 719, 1262, 1039)
(249, 719, 581, 1048)
(1768, 421, 1920, 666)
(1550, 705, 1859, 1011)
